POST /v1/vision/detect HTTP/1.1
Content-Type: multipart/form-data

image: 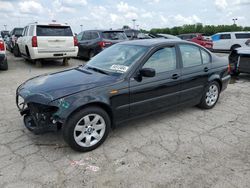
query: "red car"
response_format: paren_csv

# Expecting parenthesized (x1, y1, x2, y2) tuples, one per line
(178, 33, 213, 49)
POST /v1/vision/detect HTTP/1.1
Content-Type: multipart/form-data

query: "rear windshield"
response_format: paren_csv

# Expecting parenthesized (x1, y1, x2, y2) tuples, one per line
(36, 25, 73, 36)
(235, 33, 250, 39)
(102, 31, 127, 40)
(14, 28, 23, 35)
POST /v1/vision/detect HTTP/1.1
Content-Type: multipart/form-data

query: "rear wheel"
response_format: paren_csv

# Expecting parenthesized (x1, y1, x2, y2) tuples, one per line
(35, 60, 42, 67)
(63, 107, 111, 152)
(88, 50, 95, 60)
(62, 58, 69, 66)
(198, 81, 220, 109)
(13, 45, 21, 57)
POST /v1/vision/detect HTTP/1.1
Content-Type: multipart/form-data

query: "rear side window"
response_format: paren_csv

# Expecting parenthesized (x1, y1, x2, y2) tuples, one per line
(220, 34, 231, 39)
(235, 33, 250, 39)
(180, 44, 202, 67)
(82, 32, 91, 40)
(102, 31, 127, 40)
(91, 32, 99, 39)
(201, 49, 211, 64)
(28, 26, 34, 36)
(143, 46, 177, 73)
(36, 25, 73, 36)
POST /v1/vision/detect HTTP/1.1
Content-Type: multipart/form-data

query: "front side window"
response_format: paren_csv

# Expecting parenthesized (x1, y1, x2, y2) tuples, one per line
(220, 34, 231, 39)
(143, 47, 177, 73)
(180, 44, 202, 67)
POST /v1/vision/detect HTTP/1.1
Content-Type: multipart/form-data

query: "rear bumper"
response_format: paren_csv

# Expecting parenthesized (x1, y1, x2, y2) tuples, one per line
(221, 75, 231, 92)
(29, 47, 79, 60)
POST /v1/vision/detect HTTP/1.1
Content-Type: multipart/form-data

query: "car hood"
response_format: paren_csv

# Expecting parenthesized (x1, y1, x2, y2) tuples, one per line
(17, 67, 118, 104)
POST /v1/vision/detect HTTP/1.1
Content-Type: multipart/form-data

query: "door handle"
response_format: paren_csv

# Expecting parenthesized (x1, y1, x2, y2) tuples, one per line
(204, 67, 209, 72)
(172, 74, 179, 80)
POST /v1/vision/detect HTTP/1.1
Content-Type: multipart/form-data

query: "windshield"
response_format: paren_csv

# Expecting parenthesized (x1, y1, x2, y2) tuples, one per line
(102, 31, 127, 40)
(86, 44, 148, 75)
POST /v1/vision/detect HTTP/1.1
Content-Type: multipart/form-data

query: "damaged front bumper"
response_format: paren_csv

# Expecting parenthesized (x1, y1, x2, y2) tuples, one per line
(15, 83, 71, 134)
(16, 93, 61, 134)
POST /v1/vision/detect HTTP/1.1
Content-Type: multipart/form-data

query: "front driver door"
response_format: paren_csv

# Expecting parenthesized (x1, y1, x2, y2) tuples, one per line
(129, 45, 181, 117)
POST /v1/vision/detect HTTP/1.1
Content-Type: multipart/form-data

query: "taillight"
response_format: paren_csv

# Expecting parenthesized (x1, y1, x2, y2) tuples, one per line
(32, 36, 37, 47)
(74, 36, 78, 46)
(0, 40, 4, 51)
(99, 41, 112, 48)
(228, 64, 231, 73)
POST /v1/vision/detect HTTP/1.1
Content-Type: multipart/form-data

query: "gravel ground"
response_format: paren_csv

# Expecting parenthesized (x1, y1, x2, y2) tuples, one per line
(0, 52, 250, 188)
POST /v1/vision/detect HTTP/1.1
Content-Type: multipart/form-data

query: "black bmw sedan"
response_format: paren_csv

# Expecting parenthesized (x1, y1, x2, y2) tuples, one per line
(16, 39, 230, 152)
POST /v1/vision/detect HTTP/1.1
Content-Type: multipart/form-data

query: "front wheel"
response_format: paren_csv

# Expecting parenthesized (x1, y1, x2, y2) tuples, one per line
(198, 81, 220, 109)
(63, 107, 111, 152)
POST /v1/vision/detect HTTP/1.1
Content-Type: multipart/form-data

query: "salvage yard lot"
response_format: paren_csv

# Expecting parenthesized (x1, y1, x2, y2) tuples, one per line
(0, 52, 250, 188)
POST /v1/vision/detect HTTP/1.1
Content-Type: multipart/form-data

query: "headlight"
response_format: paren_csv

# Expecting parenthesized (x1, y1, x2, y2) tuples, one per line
(17, 95, 26, 111)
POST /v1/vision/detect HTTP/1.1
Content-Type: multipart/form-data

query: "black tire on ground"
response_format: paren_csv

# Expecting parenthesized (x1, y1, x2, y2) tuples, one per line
(62, 58, 69, 66)
(13, 45, 21, 57)
(198, 81, 221, 109)
(88, 50, 95, 60)
(35, 60, 42, 67)
(63, 106, 111, 152)
(0, 58, 8, 70)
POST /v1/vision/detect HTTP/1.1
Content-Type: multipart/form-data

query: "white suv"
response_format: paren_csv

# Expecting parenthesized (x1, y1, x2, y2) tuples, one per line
(15, 22, 78, 66)
(211, 31, 250, 51)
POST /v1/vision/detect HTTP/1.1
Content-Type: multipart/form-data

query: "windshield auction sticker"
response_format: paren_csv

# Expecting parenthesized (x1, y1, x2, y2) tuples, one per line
(110, 65, 129, 73)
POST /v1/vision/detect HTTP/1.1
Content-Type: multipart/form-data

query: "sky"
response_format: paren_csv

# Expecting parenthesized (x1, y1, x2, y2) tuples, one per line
(0, 0, 250, 33)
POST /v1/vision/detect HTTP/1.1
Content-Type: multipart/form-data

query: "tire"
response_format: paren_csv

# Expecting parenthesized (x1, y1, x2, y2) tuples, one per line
(198, 81, 220, 109)
(35, 60, 42, 67)
(62, 58, 69, 66)
(0, 58, 8, 70)
(63, 106, 111, 152)
(88, 50, 95, 60)
(13, 45, 21, 57)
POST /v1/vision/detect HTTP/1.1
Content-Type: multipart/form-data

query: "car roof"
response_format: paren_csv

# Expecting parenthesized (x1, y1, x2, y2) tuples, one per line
(215, 31, 250, 34)
(84, 30, 124, 32)
(119, 39, 190, 46)
(28, 22, 70, 26)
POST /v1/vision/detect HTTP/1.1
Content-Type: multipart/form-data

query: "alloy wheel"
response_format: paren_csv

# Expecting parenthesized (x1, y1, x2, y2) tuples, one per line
(73, 114, 106, 147)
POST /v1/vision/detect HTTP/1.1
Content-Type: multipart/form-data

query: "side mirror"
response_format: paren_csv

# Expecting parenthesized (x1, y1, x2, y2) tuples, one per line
(140, 68, 156, 77)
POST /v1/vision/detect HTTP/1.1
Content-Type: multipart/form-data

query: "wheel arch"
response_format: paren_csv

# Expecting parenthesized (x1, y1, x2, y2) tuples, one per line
(230, 44, 241, 51)
(208, 75, 222, 91)
(65, 102, 114, 128)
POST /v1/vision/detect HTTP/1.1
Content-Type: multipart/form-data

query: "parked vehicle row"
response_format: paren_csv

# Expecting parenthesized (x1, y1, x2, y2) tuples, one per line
(5, 27, 24, 52)
(0, 37, 8, 70)
(16, 39, 230, 151)
(178, 33, 213, 49)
